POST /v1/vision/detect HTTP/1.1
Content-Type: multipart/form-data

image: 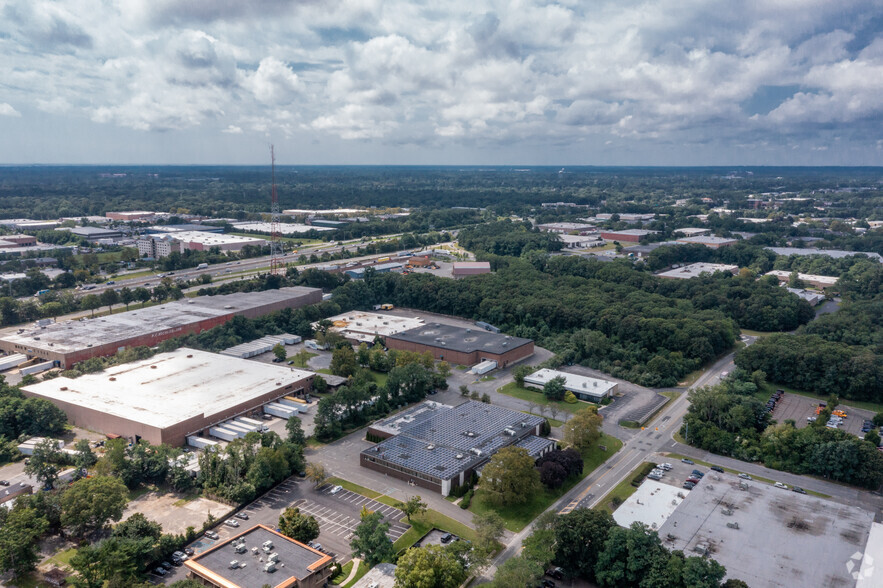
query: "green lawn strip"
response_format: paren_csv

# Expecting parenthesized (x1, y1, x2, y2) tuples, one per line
(342, 563, 370, 588)
(46, 547, 78, 569)
(370, 370, 389, 387)
(496, 382, 586, 416)
(317, 368, 333, 375)
(456, 365, 469, 371)
(326, 477, 382, 499)
(287, 351, 318, 367)
(739, 329, 777, 337)
(330, 560, 354, 584)
(594, 462, 655, 514)
(470, 434, 623, 532)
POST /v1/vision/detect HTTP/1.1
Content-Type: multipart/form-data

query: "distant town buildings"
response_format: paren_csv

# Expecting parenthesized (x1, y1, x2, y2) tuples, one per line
(105, 211, 155, 221)
(657, 263, 739, 280)
(676, 236, 738, 249)
(536, 222, 597, 234)
(600, 229, 655, 243)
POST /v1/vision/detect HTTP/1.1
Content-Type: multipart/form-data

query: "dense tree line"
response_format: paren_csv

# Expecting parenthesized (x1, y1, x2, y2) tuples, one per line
(681, 373, 883, 488)
(492, 509, 737, 588)
(331, 252, 812, 387)
(0, 375, 67, 444)
(458, 219, 563, 256)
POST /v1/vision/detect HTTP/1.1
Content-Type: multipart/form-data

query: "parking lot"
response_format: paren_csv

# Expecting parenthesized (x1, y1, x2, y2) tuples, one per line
(769, 392, 875, 437)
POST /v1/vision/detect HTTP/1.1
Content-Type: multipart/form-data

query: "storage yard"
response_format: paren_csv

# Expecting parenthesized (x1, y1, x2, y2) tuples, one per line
(21, 348, 314, 446)
(0, 286, 321, 367)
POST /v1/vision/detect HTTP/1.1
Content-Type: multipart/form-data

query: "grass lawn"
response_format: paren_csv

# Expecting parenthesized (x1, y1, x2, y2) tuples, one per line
(469, 433, 624, 531)
(456, 365, 469, 371)
(595, 462, 654, 514)
(287, 351, 318, 368)
(46, 547, 78, 569)
(343, 563, 370, 588)
(330, 560, 354, 584)
(369, 370, 389, 387)
(497, 382, 587, 416)
(7, 574, 54, 588)
(317, 368, 333, 375)
(521, 411, 564, 428)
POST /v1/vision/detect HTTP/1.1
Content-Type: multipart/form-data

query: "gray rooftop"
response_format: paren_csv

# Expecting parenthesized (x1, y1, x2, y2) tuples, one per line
(188, 525, 331, 588)
(365, 401, 544, 479)
(388, 323, 532, 355)
(0, 287, 320, 354)
(515, 435, 556, 457)
(766, 247, 882, 262)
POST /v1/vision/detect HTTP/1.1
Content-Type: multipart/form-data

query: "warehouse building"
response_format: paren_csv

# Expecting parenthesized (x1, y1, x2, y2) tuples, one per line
(676, 235, 738, 249)
(344, 262, 404, 279)
(764, 270, 838, 289)
(599, 229, 655, 243)
(362, 400, 553, 495)
(451, 261, 491, 277)
(657, 263, 739, 280)
(523, 368, 617, 402)
(106, 211, 156, 221)
(21, 348, 314, 446)
(673, 227, 711, 237)
(535, 222, 597, 234)
(320, 311, 424, 344)
(62, 226, 124, 241)
(0, 287, 322, 368)
(386, 323, 533, 367)
(0, 234, 37, 247)
(185, 525, 333, 588)
(170, 231, 267, 252)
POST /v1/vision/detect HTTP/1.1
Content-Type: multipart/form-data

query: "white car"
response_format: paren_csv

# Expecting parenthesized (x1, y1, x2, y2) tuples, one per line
(659, 463, 673, 471)
(329, 485, 343, 495)
(225, 519, 240, 528)
(774, 482, 788, 489)
(738, 473, 752, 480)
(205, 530, 219, 540)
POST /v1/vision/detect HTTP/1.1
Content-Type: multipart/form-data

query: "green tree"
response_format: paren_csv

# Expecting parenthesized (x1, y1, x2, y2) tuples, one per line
(394, 495, 427, 523)
(473, 511, 505, 556)
(0, 506, 49, 577)
(350, 510, 395, 566)
(394, 545, 467, 588)
(278, 507, 320, 544)
(112, 512, 162, 541)
(681, 555, 727, 588)
(563, 406, 603, 451)
(490, 555, 543, 588)
(865, 429, 881, 447)
(594, 522, 668, 588)
(305, 462, 328, 488)
(436, 361, 451, 379)
(25, 438, 63, 489)
(543, 376, 566, 401)
(81, 293, 102, 317)
(272, 343, 287, 362)
(134, 287, 151, 304)
(100, 288, 119, 313)
(61, 475, 129, 535)
(478, 446, 541, 506)
(512, 365, 536, 387)
(553, 507, 616, 581)
(330, 346, 358, 377)
(119, 286, 135, 309)
(286, 417, 306, 446)
(73, 438, 98, 471)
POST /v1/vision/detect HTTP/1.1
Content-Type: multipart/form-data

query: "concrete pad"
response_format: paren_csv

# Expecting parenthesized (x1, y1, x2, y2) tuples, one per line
(613, 481, 685, 531)
(122, 491, 229, 535)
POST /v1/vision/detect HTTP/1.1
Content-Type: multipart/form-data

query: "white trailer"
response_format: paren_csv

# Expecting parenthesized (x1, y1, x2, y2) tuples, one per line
(186, 436, 219, 450)
(277, 398, 310, 414)
(223, 421, 256, 434)
(469, 360, 497, 376)
(0, 353, 26, 372)
(20, 361, 54, 376)
(236, 417, 268, 432)
(263, 403, 297, 419)
(209, 427, 242, 442)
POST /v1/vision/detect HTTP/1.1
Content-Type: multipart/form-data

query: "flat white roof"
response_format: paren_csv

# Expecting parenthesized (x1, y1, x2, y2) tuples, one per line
(857, 522, 883, 587)
(321, 311, 424, 342)
(765, 270, 838, 285)
(524, 368, 616, 396)
(677, 236, 738, 244)
(613, 480, 685, 531)
(283, 208, 367, 215)
(657, 263, 739, 279)
(171, 231, 267, 246)
(673, 227, 710, 235)
(22, 348, 312, 429)
(230, 222, 334, 234)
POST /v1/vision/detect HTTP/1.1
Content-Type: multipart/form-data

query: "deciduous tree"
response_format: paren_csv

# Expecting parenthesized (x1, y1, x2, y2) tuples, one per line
(394, 545, 467, 588)
(61, 475, 128, 535)
(278, 507, 320, 544)
(350, 511, 394, 566)
(478, 446, 541, 506)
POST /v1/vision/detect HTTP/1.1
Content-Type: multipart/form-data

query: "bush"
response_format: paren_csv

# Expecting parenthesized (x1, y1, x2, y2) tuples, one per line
(540, 419, 551, 436)
(564, 391, 578, 404)
(631, 462, 658, 487)
(460, 489, 473, 509)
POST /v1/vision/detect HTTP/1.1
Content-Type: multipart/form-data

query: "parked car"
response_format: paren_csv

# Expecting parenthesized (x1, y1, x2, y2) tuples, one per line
(440, 533, 454, 544)
(647, 473, 662, 481)
(160, 561, 172, 570)
(546, 567, 565, 580)
(683, 481, 696, 489)
(173, 551, 188, 561)
(0, 480, 9, 486)
(154, 567, 167, 576)
(710, 466, 724, 473)
(774, 482, 788, 489)
(686, 477, 700, 485)
(205, 530, 219, 540)
(329, 485, 343, 495)
(681, 458, 694, 465)
(738, 473, 752, 480)
(171, 557, 183, 566)
(659, 463, 673, 471)
(235, 512, 249, 520)
(691, 470, 704, 478)
(225, 519, 240, 527)
(792, 487, 807, 494)
(184, 547, 195, 556)
(537, 580, 556, 588)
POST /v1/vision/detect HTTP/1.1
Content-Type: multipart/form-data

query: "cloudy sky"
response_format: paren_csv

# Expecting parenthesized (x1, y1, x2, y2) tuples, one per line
(1, 0, 882, 165)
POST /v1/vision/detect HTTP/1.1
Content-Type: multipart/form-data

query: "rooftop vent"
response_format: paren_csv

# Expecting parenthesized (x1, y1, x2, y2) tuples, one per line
(150, 365, 157, 369)
(464, 431, 476, 437)
(109, 377, 116, 382)
(224, 305, 233, 309)
(466, 328, 471, 333)
(469, 448, 482, 457)
(60, 386, 68, 391)
(426, 444, 435, 450)
(186, 354, 193, 358)
(503, 427, 516, 436)
(455, 454, 464, 459)
(520, 421, 527, 428)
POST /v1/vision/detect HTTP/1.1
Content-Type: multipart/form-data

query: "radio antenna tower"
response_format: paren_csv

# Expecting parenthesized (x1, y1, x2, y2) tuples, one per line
(269, 144, 283, 276)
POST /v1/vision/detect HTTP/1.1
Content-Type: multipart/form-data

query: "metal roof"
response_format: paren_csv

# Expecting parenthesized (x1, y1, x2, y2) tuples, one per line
(388, 323, 531, 355)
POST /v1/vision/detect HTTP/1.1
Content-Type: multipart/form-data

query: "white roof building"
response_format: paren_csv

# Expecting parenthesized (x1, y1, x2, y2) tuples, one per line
(657, 263, 739, 279)
(170, 231, 267, 252)
(320, 311, 424, 343)
(523, 368, 617, 402)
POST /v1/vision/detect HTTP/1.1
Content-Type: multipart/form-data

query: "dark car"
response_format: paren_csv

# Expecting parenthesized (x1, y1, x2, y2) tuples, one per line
(440, 533, 454, 544)
(154, 567, 167, 576)
(297, 470, 307, 478)
(683, 481, 696, 489)
(792, 487, 807, 494)
(235, 512, 249, 520)
(184, 547, 195, 556)
(160, 561, 172, 570)
(171, 557, 183, 567)
(681, 458, 694, 465)
(546, 567, 564, 580)
(691, 470, 704, 477)
(710, 466, 724, 473)
(272, 357, 284, 363)
(0, 480, 9, 486)
(536, 580, 556, 588)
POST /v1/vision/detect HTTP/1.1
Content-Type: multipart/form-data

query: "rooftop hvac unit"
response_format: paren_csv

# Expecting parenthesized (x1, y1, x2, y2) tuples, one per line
(502, 342, 507, 346)
(582, 382, 587, 388)
(268, 553, 279, 563)
(520, 421, 527, 427)
(434, 338, 441, 342)
(464, 431, 475, 437)
(224, 305, 233, 309)
(264, 563, 276, 573)
(426, 444, 435, 450)
(470, 448, 482, 457)
(455, 454, 464, 459)
(504, 428, 515, 436)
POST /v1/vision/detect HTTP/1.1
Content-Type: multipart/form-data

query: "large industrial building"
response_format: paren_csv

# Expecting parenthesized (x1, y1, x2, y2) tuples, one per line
(523, 368, 617, 402)
(21, 348, 315, 446)
(361, 400, 553, 495)
(321, 311, 424, 344)
(169, 231, 268, 252)
(185, 525, 333, 588)
(386, 323, 533, 367)
(657, 263, 739, 280)
(0, 287, 322, 368)
(599, 229, 655, 243)
(676, 235, 738, 249)
(765, 270, 838, 289)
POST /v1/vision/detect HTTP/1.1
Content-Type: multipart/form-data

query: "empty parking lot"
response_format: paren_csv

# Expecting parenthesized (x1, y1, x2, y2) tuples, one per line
(294, 484, 410, 545)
